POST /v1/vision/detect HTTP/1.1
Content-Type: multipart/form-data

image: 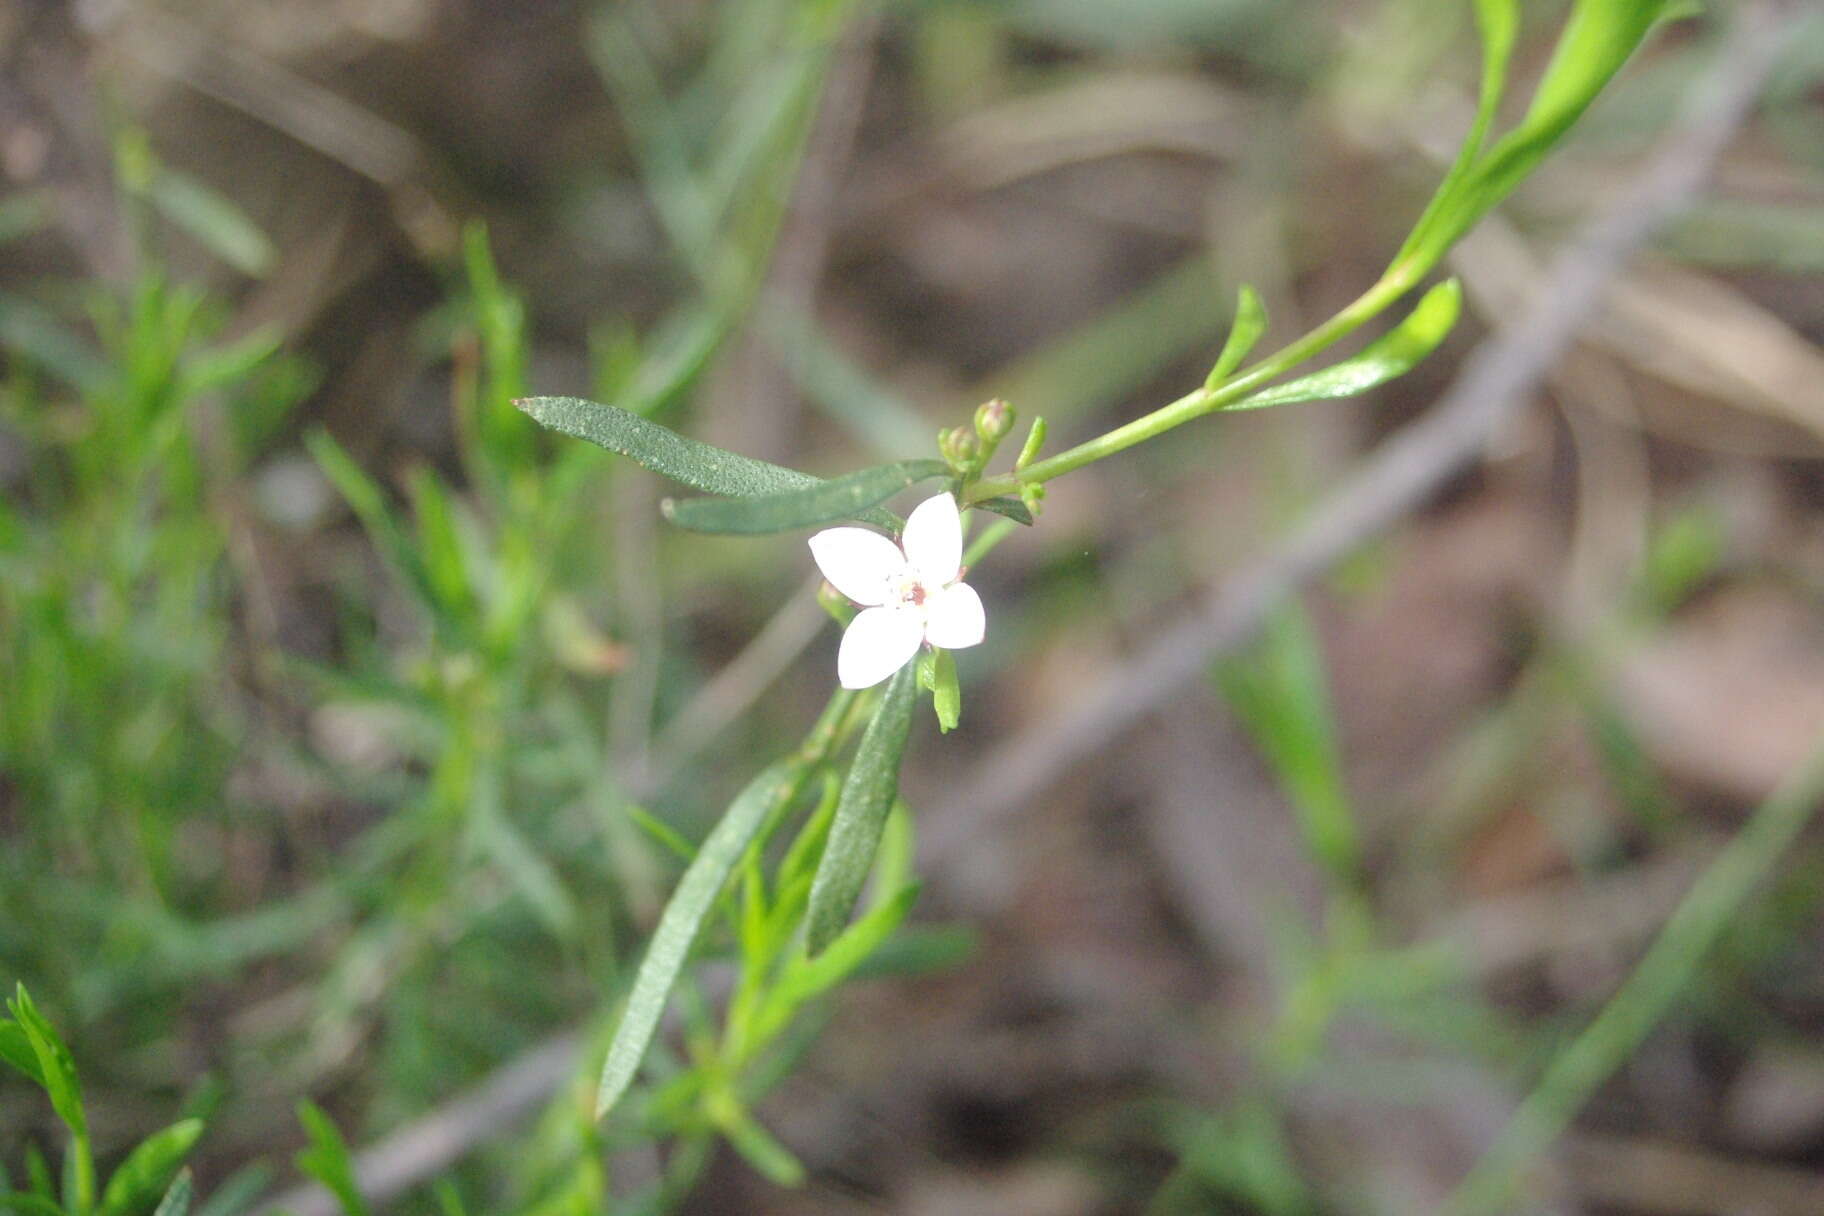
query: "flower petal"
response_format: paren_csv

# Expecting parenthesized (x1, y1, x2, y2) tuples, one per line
(922, 581, 985, 650)
(900, 492, 962, 585)
(838, 606, 924, 689)
(808, 527, 903, 606)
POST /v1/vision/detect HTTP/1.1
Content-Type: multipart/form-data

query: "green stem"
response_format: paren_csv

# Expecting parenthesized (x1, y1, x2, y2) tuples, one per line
(71, 1133, 96, 1216)
(962, 517, 1019, 569)
(965, 271, 1416, 502)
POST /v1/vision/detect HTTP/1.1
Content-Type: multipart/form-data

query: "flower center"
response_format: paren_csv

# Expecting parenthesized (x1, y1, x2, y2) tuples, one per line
(892, 570, 929, 609)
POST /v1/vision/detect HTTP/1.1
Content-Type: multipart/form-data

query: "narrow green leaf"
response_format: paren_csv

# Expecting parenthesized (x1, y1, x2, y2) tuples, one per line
(294, 1101, 369, 1216)
(787, 884, 920, 1004)
(661, 459, 947, 535)
(406, 469, 480, 624)
(1516, 0, 1683, 155)
(627, 805, 698, 865)
(737, 853, 770, 962)
(712, 1103, 805, 1187)
(148, 170, 275, 277)
(1217, 604, 1360, 884)
(516, 395, 817, 496)
(8, 987, 85, 1142)
(1205, 284, 1268, 389)
(306, 432, 440, 620)
(475, 805, 578, 940)
(1225, 279, 1462, 412)
(0, 1020, 43, 1086)
(180, 329, 282, 397)
(0, 293, 110, 394)
(98, 1120, 204, 1216)
(515, 396, 897, 529)
(596, 759, 810, 1118)
(152, 1171, 193, 1216)
(971, 496, 1033, 526)
(776, 771, 841, 893)
(191, 1164, 270, 1216)
(805, 663, 919, 955)
(0, 1193, 64, 1215)
(24, 1146, 52, 1202)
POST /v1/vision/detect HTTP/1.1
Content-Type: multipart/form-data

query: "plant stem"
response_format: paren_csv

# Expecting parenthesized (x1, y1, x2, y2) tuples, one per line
(964, 270, 1416, 502)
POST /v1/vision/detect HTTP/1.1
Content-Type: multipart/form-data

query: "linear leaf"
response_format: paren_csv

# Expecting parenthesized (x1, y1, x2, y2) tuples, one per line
(596, 759, 810, 1118)
(805, 663, 919, 955)
(8, 987, 85, 1142)
(1225, 279, 1461, 412)
(971, 495, 1033, 526)
(516, 395, 898, 528)
(0, 293, 110, 394)
(98, 1120, 204, 1216)
(0, 1021, 43, 1086)
(788, 883, 920, 1004)
(294, 1101, 369, 1216)
(152, 1170, 193, 1216)
(149, 170, 276, 278)
(1216, 603, 1359, 884)
(661, 460, 947, 535)
(1205, 283, 1268, 388)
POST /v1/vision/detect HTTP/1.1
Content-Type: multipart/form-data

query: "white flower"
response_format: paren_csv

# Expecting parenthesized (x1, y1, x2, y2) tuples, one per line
(809, 492, 985, 690)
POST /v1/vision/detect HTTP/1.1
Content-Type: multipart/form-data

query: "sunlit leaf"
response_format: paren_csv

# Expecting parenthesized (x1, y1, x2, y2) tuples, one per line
(1225, 279, 1461, 411)
(661, 460, 947, 535)
(805, 663, 919, 955)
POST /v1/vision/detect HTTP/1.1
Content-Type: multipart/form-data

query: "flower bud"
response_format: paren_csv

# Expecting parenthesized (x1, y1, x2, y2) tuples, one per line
(974, 398, 1015, 444)
(939, 425, 981, 471)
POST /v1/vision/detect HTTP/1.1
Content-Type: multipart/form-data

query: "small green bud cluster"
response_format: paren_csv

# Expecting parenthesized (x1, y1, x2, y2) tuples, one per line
(940, 398, 1016, 477)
